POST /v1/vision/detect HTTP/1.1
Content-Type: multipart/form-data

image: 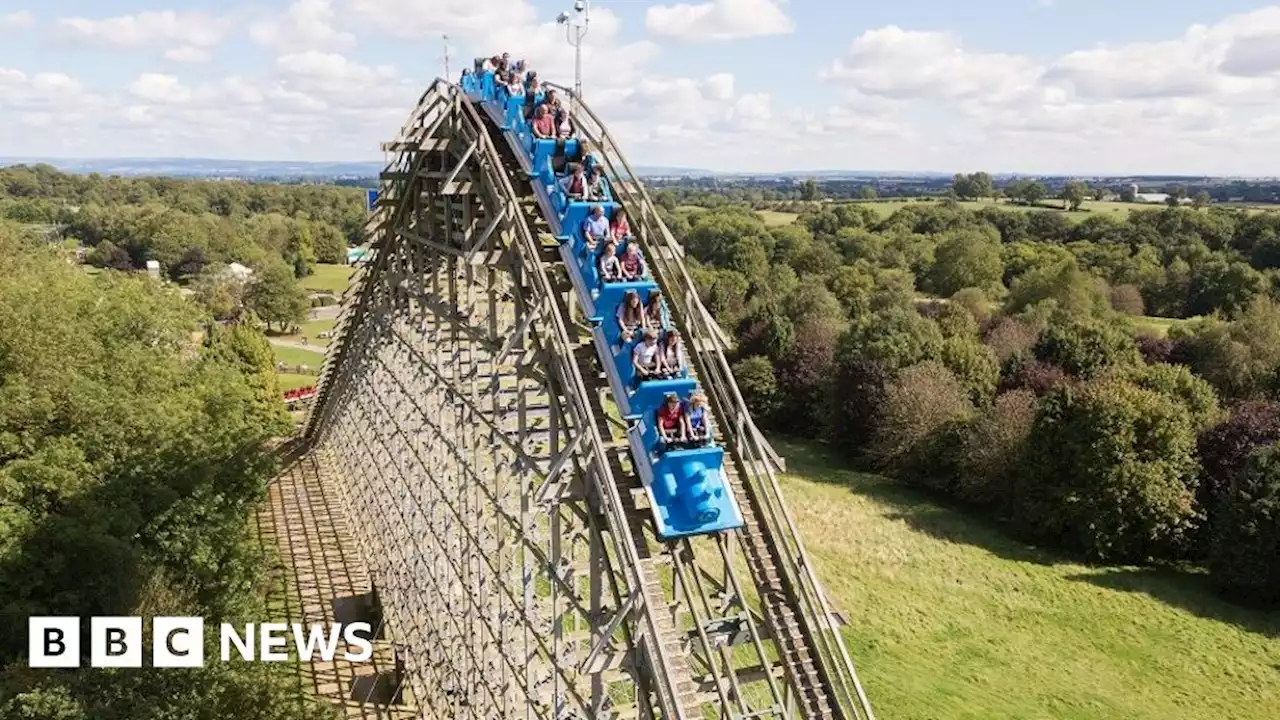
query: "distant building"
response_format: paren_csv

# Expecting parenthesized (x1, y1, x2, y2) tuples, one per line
(145, 260, 161, 278)
(1134, 193, 1171, 204)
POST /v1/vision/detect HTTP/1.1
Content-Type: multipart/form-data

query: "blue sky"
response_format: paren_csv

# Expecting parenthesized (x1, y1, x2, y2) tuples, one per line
(2, 1, 1280, 174)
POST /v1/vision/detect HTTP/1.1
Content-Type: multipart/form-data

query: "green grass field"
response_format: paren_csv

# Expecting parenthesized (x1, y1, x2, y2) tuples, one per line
(277, 374, 317, 392)
(1132, 314, 1197, 338)
(302, 263, 355, 294)
(268, 318, 338, 347)
(271, 345, 326, 369)
(774, 438, 1280, 720)
(757, 209, 800, 227)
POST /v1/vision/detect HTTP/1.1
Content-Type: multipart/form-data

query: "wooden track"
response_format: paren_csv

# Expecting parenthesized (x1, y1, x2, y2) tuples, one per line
(257, 450, 416, 719)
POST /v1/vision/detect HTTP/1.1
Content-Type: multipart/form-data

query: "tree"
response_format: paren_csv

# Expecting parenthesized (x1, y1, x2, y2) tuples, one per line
(1108, 283, 1145, 315)
(1193, 190, 1212, 208)
(799, 179, 821, 202)
(927, 230, 1004, 296)
(773, 320, 842, 435)
(170, 246, 207, 281)
(245, 260, 309, 332)
(85, 240, 133, 271)
(735, 302, 795, 361)
(870, 360, 974, 489)
(859, 185, 878, 200)
(955, 390, 1037, 509)
(1033, 317, 1141, 378)
(1196, 401, 1280, 536)
(1209, 441, 1280, 607)
(1022, 379, 1201, 561)
(1061, 181, 1088, 211)
(1166, 185, 1188, 207)
(952, 172, 994, 200)
(732, 356, 782, 425)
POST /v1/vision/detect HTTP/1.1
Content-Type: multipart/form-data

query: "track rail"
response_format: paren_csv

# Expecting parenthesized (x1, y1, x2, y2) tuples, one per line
(544, 83, 877, 720)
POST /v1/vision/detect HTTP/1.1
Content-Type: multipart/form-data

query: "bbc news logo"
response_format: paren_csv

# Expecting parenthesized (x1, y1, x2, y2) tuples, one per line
(29, 617, 373, 668)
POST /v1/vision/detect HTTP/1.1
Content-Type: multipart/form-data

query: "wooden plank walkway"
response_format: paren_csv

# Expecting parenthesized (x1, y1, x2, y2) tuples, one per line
(257, 449, 416, 719)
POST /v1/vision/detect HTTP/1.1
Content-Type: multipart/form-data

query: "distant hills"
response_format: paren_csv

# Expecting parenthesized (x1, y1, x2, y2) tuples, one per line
(0, 157, 1270, 183)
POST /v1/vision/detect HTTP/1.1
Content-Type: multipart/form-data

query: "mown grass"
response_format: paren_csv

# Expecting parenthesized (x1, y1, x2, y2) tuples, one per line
(277, 373, 316, 392)
(302, 263, 355, 295)
(757, 209, 799, 227)
(272, 345, 326, 369)
(772, 438, 1280, 720)
(1132, 314, 1197, 338)
(268, 318, 338, 347)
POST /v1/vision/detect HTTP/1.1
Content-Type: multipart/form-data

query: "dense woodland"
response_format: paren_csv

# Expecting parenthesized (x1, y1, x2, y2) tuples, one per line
(655, 192, 1280, 607)
(0, 220, 329, 718)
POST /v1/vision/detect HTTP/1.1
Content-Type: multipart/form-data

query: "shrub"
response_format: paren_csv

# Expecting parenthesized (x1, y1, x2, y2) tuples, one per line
(951, 287, 992, 323)
(999, 358, 1075, 396)
(826, 358, 890, 458)
(1109, 283, 1145, 315)
(841, 305, 944, 372)
(1197, 401, 1280, 530)
(956, 390, 1038, 510)
(773, 320, 842, 436)
(1136, 335, 1175, 364)
(930, 302, 980, 339)
(1121, 362, 1222, 431)
(735, 302, 795, 362)
(1033, 317, 1141, 379)
(1020, 379, 1200, 561)
(732, 356, 782, 426)
(941, 336, 1000, 405)
(982, 315, 1038, 364)
(1209, 441, 1280, 607)
(870, 361, 974, 489)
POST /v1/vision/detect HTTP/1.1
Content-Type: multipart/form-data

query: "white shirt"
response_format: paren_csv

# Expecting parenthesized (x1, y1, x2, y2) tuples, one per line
(633, 342, 659, 367)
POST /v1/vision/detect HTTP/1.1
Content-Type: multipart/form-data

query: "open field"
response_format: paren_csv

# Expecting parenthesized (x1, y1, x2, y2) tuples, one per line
(302, 263, 355, 295)
(278, 373, 317, 392)
(1133, 314, 1197, 338)
(272, 345, 326, 369)
(757, 209, 800, 227)
(269, 317, 338, 347)
(774, 438, 1280, 720)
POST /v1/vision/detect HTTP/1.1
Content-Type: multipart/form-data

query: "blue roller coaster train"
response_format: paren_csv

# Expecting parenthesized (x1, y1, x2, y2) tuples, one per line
(462, 65, 745, 539)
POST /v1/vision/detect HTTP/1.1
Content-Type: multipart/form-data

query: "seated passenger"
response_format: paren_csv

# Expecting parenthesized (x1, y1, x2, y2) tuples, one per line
(619, 242, 647, 281)
(599, 241, 622, 282)
(560, 163, 587, 200)
(557, 111, 576, 139)
(684, 391, 710, 445)
(584, 168, 605, 200)
(657, 329, 684, 379)
(525, 71, 539, 92)
(656, 392, 687, 449)
(506, 73, 524, 96)
(616, 290, 644, 345)
(643, 289, 664, 328)
(499, 52, 511, 72)
(581, 204, 609, 250)
(632, 329, 662, 385)
(610, 207, 631, 241)
(531, 105, 556, 138)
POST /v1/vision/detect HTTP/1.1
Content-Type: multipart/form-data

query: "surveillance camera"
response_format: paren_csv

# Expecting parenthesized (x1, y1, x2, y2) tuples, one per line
(574, 1, 585, 11)
(556, 11, 569, 23)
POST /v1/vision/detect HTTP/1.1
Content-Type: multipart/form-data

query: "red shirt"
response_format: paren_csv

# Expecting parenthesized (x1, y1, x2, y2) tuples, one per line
(611, 217, 630, 240)
(657, 404, 682, 430)
(532, 114, 556, 137)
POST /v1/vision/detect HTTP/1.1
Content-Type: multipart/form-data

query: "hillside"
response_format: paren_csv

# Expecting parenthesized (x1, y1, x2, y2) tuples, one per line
(777, 439, 1280, 720)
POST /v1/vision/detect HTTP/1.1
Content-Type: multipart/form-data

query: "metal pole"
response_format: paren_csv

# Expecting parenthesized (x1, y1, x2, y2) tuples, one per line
(443, 34, 450, 80)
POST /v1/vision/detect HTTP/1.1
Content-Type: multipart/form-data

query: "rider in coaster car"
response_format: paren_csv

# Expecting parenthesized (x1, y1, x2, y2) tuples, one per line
(559, 162, 586, 199)
(616, 290, 644, 346)
(531, 105, 556, 139)
(643, 289, 664, 328)
(619, 242, 646, 281)
(631, 328, 661, 386)
(582, 204, 608, 250)
(610, 207, 631, 241)
(684, 391, 710, 446)
(656, 392, 687, 450)
(657, 329, 683, 379)
(584, 167, 605, 200)
(598, 241, 622, 282)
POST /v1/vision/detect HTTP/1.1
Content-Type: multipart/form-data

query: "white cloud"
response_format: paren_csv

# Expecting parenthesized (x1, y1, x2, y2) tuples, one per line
(251, 0, 355, 52)
(54, 10, 231, 60)
(128, 73, 191, 104)
(0, 11, 35, 31)
(345, 0, 536, 38)
(646, 0, 793, 42)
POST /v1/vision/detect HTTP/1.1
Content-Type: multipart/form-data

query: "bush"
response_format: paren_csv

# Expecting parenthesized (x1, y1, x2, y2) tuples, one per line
(1121, 362, 1222, 431)
(826, 358, 891, 458)
(773, 320, 842, 436)
(1033, 317, 1141, 378)
(999, 358, 1075, 396)
(956, 390, 1037, 510)
(930, 302, 980, 339)
(732, 356, 782, 425)
(951, 287, 992, 323)
(735, 302, 795, 362)
(1197, 401, 1280, 532)
(840, 306, 944, 372)
(870, 361, 974, 489)
(1020, 379, 1200, 561)
(982, 316, 1038, 363)
(940, 336, 1000, 405)
(1136, 335, 1175, 364)
(1109, 283, 1146, 315)
(1208, 441, 1280, 607)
